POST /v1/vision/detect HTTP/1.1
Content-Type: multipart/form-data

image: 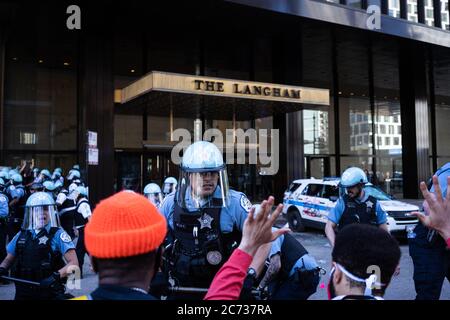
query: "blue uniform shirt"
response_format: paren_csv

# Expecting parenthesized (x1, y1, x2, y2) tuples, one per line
(7, 225, 75, 256)
(0, 192, 9, 218)
(269, 232, 318, 277)
(327, 191, 387, 225)
(7, 185, 26, 200)
(160, 187, 250, 233)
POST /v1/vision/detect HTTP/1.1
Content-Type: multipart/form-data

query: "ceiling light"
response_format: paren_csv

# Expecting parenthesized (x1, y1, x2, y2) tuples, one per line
(64, 62, 70, 66)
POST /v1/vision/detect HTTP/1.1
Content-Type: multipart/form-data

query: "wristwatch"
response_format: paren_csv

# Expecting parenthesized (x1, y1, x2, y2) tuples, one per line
(247, 268, 257, 278)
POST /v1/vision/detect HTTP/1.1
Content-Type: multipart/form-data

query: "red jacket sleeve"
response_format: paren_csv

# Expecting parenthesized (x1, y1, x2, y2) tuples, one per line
(204, 249, 253, 300)
(446, 237, 450, 249)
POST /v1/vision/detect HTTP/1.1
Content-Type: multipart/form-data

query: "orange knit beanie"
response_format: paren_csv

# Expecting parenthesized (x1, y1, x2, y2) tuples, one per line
(85, 190, 167, 259)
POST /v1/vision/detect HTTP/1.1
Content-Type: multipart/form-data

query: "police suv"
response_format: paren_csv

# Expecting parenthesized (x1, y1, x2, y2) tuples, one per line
(282, 178, 418, 235)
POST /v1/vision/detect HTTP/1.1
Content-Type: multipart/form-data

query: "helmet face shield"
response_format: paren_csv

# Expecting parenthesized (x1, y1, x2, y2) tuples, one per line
(22, 204, 60, 231)
(176, 167, 230, 209)
(146, 192, 163, 207)
(163, 183, 176, 195)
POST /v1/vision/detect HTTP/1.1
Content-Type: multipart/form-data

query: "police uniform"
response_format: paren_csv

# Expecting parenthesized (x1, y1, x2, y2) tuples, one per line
(265, 232, 320, 300)
(74, 195, 91, 277)
(328, 192, 387, 230)
(56, 190, 77, 239)
(0, 190, 9, 265)
(6, 225, 75, 300)
(409, 162, 450, 300)
(159, 188, 251, 290)
(6, 184, 27, 240)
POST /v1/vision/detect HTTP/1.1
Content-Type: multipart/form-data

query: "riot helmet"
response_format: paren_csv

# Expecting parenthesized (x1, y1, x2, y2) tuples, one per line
(143, 183, 163, 207)
(177, 141, 229, 209)
(22, 192, 60, 231)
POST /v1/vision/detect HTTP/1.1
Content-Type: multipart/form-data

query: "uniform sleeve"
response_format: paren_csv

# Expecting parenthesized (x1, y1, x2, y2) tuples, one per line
(375, 202, 388, 225)
(77, 202, 92, 219)
(6, 232, 22, 256)
(234, 193, 252, 231)
(0, 196, 9, 217)
(204, 249, 253, 300)
(56, 193, 67, 206)
(52, 229, 76, 255)
(328, 198, 344, 224)
(269, 234, 283, 258)
(159, 194, 175, 229)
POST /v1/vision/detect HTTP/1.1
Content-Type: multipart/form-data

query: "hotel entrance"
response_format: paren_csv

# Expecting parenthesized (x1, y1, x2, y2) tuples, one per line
(114, 71, 329, 200)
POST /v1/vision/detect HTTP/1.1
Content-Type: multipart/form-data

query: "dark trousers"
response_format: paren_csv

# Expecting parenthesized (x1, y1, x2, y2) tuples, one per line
(7, 219, 21, 242)
(409, 226, 450, 300)
(268, 268, 320, 300)
(75, 227, 87, 277)
(0, 219, 7, 262)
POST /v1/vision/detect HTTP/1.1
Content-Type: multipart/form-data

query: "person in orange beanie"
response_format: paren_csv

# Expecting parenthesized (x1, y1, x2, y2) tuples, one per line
(72, 190, 167, 300)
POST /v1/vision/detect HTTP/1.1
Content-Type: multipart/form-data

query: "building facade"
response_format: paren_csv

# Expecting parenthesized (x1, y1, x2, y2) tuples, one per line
(0, 0, 449, 205)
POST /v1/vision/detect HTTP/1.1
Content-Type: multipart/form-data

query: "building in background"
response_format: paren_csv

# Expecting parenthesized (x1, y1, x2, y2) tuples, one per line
(0, 0, 449, 205)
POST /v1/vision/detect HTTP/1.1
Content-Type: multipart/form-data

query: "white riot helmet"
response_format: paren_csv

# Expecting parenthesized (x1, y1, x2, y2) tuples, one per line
(163, 177, 178, 196)
(22, 192, 60, 231)
(143, 183, 163, 207)
(177, 141, 229, 209)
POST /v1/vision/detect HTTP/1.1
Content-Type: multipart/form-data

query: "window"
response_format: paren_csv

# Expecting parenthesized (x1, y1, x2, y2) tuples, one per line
(377, 136, 383, 146)
(302, 184, 324, 197)
(394, 137, 400, 145)
(287, 182, 301, 193)
(389, 125, 395, 134)
(357, 136, 363, 145)
(364, 135, 369, 144)
(385, 137, 390, 146)
(20, 132, 37, 145)
(323, 185, 339, 200)
(398, 125, 402, 134)
(380, 125, 386, 134)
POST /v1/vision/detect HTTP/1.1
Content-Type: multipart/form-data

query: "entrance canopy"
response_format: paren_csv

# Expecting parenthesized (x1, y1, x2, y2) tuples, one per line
(115, 71, 330, 121)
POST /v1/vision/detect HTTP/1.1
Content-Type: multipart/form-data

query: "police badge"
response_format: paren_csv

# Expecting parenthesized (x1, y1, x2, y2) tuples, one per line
(206, 251, 222, 265)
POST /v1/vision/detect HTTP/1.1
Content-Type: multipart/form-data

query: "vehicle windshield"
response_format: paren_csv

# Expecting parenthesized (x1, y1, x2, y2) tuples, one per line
(363, 185, 392, 200)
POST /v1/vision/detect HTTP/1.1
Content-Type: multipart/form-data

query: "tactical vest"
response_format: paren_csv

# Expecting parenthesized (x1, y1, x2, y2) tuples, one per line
(164, 198, 241, 288)
(74, 198, 90, 228)
(339, 194, 378, 230)
(58, 198, 77, 239)
(279, 233, 308, 279)
(13, 227, 65, 281)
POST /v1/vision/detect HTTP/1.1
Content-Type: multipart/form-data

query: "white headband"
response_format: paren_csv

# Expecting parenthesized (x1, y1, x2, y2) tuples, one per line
(335, 263, 385, 296)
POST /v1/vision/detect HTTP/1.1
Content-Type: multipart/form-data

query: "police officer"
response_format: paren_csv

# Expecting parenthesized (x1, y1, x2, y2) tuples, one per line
(325, 167, 388, 247)
(0, 178, 9, 282)
(254, 229, 321, 300)
(43, 181, 58, 200)
(55, 184, 77, 240)
(73, 186, 92, 278)
(158, 141, 251, 298)
(38, 169, 52, 184)
(408, 162, 450, 300)
(0, 192, 78, 300)
(6, 173, 28, 240)
(66, 169, 82, 186)
(29, 182, 44, 194)
(162, 177, 178, 197)
(52, 168, 64, 185)
(144, 183, 163, 208)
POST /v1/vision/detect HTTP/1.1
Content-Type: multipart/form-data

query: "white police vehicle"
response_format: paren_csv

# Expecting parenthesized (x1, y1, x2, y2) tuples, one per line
(283, 177, 418, 235)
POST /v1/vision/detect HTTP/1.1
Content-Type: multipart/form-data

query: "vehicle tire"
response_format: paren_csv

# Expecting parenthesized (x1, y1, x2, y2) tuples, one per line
(287, 208, 305, 232)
